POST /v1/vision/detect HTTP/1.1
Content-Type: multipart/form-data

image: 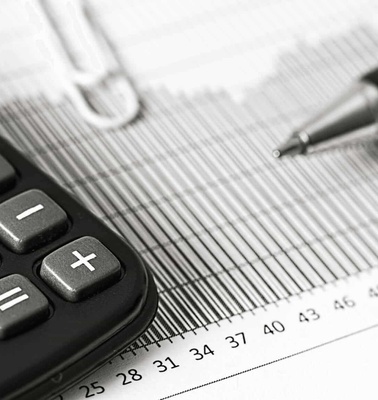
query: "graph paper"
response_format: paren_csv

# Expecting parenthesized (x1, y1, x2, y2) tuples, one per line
(1, 0, 378, 399)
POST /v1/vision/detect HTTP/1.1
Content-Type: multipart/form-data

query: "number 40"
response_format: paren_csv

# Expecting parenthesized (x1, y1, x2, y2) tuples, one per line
(263, 321, 285, 335)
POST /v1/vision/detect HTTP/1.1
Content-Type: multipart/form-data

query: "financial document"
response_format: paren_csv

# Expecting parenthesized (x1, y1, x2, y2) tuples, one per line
(2, 0, 378, 399)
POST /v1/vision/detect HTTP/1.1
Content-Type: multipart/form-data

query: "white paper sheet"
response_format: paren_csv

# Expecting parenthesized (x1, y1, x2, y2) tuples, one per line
(1, 1, 378, 399)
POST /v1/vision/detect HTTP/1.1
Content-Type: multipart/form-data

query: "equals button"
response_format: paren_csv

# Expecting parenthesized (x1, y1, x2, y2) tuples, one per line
(0, 275, 49, 339)
(0, 286, 29, 312)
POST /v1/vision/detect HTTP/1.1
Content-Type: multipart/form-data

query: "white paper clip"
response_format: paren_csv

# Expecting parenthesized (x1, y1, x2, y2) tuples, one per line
(38, 0, 140, 130)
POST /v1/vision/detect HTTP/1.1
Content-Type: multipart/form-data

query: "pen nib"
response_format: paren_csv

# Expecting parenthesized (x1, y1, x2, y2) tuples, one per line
(272, 135, 305, 158)
(272, 149, 281, 158)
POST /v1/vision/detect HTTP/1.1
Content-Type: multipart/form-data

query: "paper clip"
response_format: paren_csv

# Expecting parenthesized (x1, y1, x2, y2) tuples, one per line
(38, 0, 140, 130)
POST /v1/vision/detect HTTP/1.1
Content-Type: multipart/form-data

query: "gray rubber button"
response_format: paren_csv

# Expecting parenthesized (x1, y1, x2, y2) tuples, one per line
(0, 274, 49, 340)
(0, 155, 16, 193)
(40, 236, 121, 302)
(0, 189, 68, 253)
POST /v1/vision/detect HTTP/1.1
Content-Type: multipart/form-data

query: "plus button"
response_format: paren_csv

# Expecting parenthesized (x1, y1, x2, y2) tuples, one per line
(70, 251, 96, 272)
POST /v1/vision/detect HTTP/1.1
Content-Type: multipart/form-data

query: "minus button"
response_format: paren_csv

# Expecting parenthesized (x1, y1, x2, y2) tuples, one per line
(16, 204, 44, 221)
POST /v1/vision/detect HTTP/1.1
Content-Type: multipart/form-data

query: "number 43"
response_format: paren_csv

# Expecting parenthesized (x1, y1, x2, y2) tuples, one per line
(299, 308, 320, 323)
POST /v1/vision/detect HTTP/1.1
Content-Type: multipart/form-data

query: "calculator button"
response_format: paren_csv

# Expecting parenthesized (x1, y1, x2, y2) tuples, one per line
(40, 236, 121, 302)
(0, 155, 16, 193)
(0, 189, 68, 253)
(0, 274, 49, 340)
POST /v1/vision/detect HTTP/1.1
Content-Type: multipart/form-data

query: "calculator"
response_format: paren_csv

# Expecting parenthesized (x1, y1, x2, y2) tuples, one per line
(0, 136, 158, 399)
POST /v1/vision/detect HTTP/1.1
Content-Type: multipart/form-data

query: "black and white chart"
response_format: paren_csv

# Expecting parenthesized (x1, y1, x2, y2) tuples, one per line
(1, 0, 378, 399)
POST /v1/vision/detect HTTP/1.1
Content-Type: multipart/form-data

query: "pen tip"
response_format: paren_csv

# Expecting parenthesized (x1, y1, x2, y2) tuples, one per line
(272, 149, 281, 158)
(272, 134, 305, 159)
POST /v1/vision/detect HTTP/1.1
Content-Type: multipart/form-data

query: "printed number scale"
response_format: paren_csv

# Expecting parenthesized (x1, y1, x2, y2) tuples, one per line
(0, 137, 158, 400)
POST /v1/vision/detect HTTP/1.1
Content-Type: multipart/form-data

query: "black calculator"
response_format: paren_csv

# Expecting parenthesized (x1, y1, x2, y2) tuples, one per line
(0, 136, 158, 399)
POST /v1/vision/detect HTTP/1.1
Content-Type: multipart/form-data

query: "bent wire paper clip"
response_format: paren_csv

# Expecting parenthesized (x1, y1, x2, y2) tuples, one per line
(38, 0, 140, 130)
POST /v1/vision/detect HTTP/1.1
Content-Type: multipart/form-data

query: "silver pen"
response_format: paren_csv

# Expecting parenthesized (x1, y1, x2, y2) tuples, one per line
(273, 68, 378, 158)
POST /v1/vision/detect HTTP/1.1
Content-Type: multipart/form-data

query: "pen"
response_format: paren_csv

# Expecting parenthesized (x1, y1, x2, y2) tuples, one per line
(273, 68, 378, 158)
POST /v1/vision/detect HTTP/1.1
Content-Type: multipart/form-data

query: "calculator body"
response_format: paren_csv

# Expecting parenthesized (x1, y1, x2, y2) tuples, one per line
(0, 137, 158, 399)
